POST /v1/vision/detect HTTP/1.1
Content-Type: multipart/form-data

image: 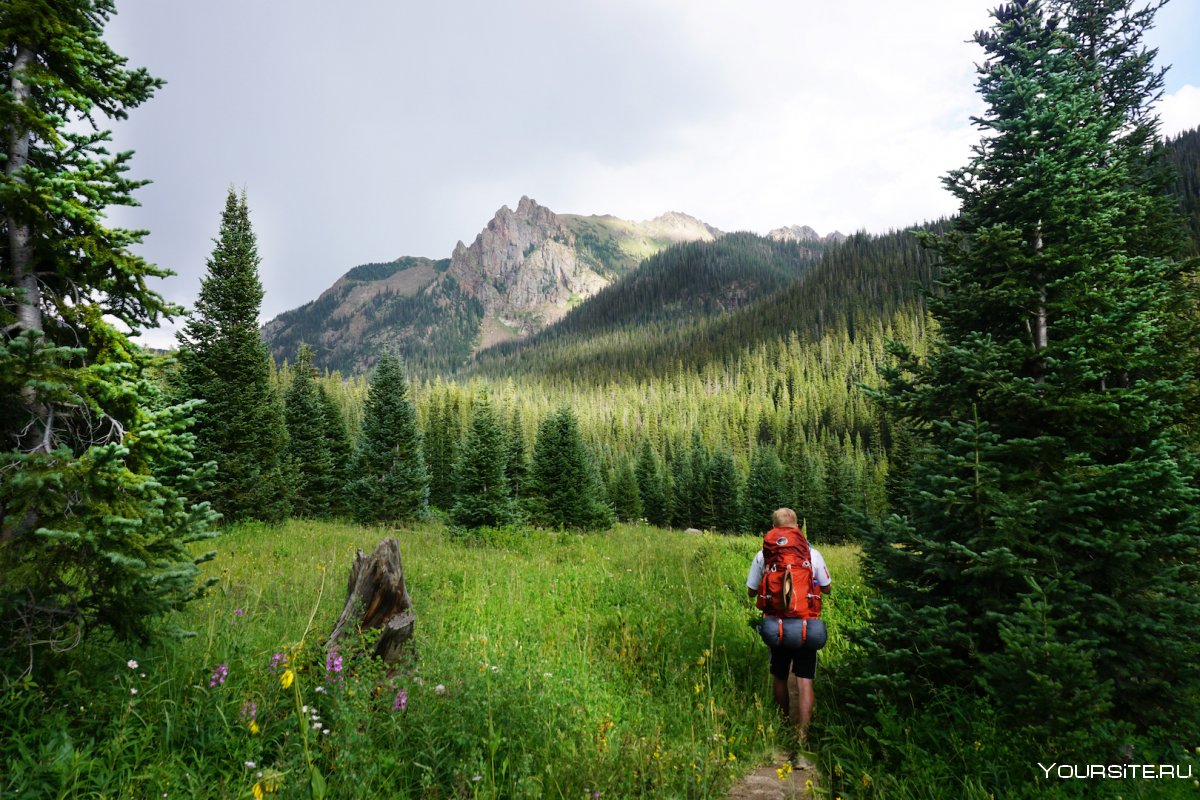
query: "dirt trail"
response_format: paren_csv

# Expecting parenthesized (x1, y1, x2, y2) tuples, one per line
(728, 675, 821, 800)
(727, 751, 817, 800)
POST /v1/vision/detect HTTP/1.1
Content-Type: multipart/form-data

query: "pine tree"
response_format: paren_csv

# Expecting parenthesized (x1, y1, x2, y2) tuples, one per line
(424, 387, 459, 511)
(284, 345, 333, 518)
(528, 407, 614, 531)
(635, 440, 669, 527)
(863, 0, 1200, 750)
(743, 445, 788, 533)
(707, 448, 741, 533)
(0, 0, 217, 669)
(450, 393, 518, 529)
(316, 383, 352, 517)
(349, 354, 429, 524)
(176, 190, 293, 523)
(608, 457, 643, 523)
(504, 408, 530, 503)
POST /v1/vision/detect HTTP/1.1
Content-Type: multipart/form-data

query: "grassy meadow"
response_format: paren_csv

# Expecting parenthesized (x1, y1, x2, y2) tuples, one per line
(3, 521, 866, 800)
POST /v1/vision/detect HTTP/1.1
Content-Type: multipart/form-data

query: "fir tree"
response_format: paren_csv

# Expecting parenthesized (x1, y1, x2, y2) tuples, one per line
(0, 0, 217, 670)
(863, 0, 1200, 750)
(635, 440, 669, 527)
(528, 407, 614, 531)
(176, 190, 293, 523)
(608, 457, 643, 523)
(349, 354, 429, 524)
(707, 448, 741, 533)
(450, 393, 518, 529)
(284, 345, 333, 518)
(504, 408, 530, 503)
(424, 387, 460, 511)
(316, 383, 352, 517)
(743, 445, 788, 533)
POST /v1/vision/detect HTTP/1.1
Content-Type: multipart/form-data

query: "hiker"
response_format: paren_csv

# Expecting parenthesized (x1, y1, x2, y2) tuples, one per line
(746, 507, 831, 744)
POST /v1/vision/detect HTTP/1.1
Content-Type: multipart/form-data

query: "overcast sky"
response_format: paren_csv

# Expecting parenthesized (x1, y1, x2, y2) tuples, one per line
(103, 1, 1200, 348)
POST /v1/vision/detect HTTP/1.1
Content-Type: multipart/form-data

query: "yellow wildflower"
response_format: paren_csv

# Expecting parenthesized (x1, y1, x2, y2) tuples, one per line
(249, 720, 260, 734)
(252, 783, 264, 800)
(694, 683, 701, 694)
(280, 669, 294, 689)
(728, 752, 736, 762)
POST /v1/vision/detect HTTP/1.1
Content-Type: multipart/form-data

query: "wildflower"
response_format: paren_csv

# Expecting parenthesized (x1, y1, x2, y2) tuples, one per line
(434, 684, 447, 696)
(130, 687, 138, 695)
(241, 701, 258, 721)
(543, 672, 553, 678)
(252, 783, 264, 800)
(234, 608, 244, 616)
(728, 753, 736, 762)
(302, 705, 308, 714)
(490, 665, 500, 673)
(322, 729, 330, 735)
(139, 673, 146, 678)
(472, 775, 482, 782)
(249, 721, 260, 734)
(127, 659, 139, 670)
(393, 688, 408, 712)
(325, 648, 343, 675)
(314, 686, 327, 694)
(696, 656, 705, 666)
(244, 761, 256, 769)
(209, 663, 228, 688)
(693, 683, 701, 694)
(776, 760, 794, 780)
(269, 653, 286, 673)
(280, 669, 295, 689)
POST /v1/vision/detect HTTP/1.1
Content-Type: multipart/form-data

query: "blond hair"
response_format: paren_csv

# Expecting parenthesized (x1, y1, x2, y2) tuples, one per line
(771, 507, 798, 528)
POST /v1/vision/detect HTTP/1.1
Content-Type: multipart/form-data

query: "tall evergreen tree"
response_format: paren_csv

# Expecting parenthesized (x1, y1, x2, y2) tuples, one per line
(634, 440, 669, 528)
(424, 387, 459, 511)
(450, 393, 518, 529)
(608, 457, 643, 523)
(504, 408, 530, 503)
(743, 445, 788, 533)
(863, 0, 1200, 751)
(176, 190, 293, 523)
(283, 345, 333, 518)
(0, 0, 217, 669)
(316, 383, 352, 517)
(528, 407, 614, 531)
(706, 448, 741, 533)
(349, 354, 429, 524)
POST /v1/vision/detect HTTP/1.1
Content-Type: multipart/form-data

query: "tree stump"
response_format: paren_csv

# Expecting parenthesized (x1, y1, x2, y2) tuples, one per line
(326, 538, 416, 667)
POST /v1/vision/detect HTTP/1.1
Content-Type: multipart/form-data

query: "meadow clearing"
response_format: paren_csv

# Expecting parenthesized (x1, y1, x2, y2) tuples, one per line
(4, 522, 866, 800)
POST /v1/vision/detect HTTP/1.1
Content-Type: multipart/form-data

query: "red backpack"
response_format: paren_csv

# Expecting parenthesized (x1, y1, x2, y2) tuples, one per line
(755, 526, 822, 619)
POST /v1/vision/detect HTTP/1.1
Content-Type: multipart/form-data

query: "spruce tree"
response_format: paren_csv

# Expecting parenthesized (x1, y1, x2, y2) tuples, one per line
(743, 445, 788, 533)
(863, 0, 1200, 751)
(0, 0, 217, 669)
(176, 190, 293, 523)
(528, 407, 614, 531)
(316, 384, 352, 517)
(450, 393, 518, 529)
(635, 440, 670, 528)
(707, 448, 741, 533)
(504, 408, 530, 503)
(349, 354, 429, 524)
(283, 345, 333, 518)
(608, 457, 643, 523)
(424, 387, 460, 511)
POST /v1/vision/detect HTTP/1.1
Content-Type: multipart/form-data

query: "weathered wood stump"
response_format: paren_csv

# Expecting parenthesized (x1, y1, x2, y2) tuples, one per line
(326, 538, 416, 666)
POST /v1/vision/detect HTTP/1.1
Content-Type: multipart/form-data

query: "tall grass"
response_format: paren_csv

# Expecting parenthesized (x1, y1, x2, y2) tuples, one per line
(2, 521, 860, 799)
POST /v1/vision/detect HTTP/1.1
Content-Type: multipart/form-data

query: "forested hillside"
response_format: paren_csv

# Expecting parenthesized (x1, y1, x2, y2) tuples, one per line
(1166, 127, 1200, 255)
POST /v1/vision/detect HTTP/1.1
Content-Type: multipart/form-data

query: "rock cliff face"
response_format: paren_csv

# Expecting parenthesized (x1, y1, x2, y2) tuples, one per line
(766, 224, 847, 244)
(261, 196, 836, 375)
(448, 196, 609, 335)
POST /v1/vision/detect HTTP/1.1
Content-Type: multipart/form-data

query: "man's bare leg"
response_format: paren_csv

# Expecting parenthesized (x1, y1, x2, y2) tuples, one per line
(772, 674, 790, 718)
(796, 677, 814, 744)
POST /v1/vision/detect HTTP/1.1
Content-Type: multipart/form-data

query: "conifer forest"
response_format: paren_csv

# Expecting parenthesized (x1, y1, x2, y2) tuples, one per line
(3, 1, 1200, 798)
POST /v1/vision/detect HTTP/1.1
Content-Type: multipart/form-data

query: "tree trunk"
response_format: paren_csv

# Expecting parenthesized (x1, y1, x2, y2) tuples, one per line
(326, 538, 416, 667)
(7, 46, 40, 334)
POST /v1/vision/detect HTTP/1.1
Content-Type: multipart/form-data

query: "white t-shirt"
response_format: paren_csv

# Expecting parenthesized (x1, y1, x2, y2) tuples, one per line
(746, 545, 832, 591)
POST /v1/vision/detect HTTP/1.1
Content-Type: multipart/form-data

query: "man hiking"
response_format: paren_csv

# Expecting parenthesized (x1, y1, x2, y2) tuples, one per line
(746, 507, 832, 745)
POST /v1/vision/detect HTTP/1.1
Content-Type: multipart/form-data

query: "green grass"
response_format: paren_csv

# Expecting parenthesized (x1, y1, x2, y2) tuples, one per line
(2, 522, 861, 799)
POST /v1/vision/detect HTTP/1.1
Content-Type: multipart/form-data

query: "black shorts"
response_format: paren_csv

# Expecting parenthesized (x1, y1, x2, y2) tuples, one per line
(769, 645, 818, 680)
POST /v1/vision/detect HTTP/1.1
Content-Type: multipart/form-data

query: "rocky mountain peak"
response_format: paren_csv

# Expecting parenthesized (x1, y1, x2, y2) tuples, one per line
(767, 225, 847, 244)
